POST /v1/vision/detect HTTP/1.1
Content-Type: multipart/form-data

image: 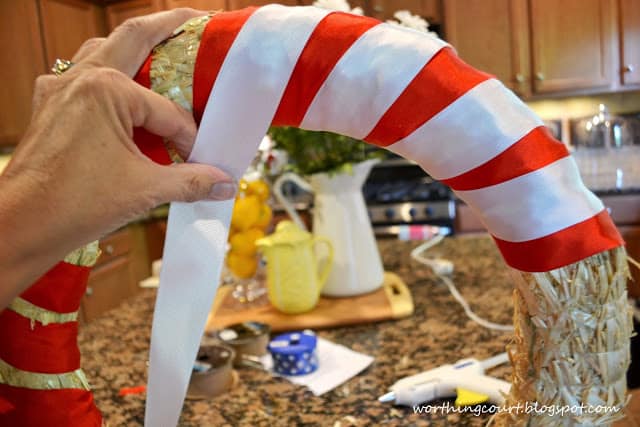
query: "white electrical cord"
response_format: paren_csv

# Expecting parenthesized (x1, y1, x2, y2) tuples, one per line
(411, 235, 514, 332)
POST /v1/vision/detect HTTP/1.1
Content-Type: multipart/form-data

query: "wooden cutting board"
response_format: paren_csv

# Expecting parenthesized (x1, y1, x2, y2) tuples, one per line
(205, 272, 413, 333)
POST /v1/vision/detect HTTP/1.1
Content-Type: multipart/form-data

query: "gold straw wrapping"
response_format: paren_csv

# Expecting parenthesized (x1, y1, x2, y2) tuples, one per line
(150, 14, 212, 164)
(150, 14, 212, 112)
(494, 247, 633, 426)
(0, 358, 90, 391)
(64, 240, 101, 267)
(8, 297, 78, 328)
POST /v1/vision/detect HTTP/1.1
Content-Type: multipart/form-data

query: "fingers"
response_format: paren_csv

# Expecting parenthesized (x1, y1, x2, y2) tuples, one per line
(126, 79, 197, 154)
(72, 37, 106, 62)
(146, 162, 237, 204)
(85, 8, 206, 77)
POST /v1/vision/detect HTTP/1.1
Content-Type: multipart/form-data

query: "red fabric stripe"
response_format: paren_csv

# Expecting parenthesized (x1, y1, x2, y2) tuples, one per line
(442, 126, 570, 190)
(193, 7, 257, 123)
(132, 55, 173, 165)
(20, 262, 89, 313)
(272, 12, 380, 127)
(0, 384, 101, 427)
(0, 310, 80, 373)
(494, 210, 624, 272)
(134, 54, 152, 89)
(365, 47, 491, 147)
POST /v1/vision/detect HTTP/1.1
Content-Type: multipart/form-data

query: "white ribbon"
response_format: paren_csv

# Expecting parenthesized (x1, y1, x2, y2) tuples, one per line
(144, 6, 329, 426)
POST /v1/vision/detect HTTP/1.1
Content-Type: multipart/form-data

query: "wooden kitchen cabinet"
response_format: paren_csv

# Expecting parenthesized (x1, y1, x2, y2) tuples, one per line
(164, 0, 226, 9)
(105, 0, 164, 31)
(39, 0, 107, 66)
(444, 0, 618, 97)
(529, 0, 615, 94)
(227, 0, 297, 8)
(0, 1, 47, 146)
(297, 0, 367, 12)
(83, 257, 132, 322)
(619, 0, 640, 86)
(369, 0, 441, 22)
(0, 0, 107, 147)
(82, 225, 151, 322)
(444, 0, 530, 96)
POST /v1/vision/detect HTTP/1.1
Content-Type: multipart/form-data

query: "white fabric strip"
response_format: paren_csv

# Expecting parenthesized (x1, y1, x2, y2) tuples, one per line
(455, 156, 604, 242)
(145, 5, 329, 426)
(388, 78, 543, 180)
(300, 23, 447, 139)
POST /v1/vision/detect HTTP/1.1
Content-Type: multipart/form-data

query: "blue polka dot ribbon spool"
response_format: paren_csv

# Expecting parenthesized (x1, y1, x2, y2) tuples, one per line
(268, 331, 318, 376)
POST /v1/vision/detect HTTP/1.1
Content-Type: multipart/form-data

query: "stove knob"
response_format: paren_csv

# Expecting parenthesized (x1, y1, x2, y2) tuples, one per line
(384, 208, 395, 220)
(424, 206, 434, 217)
(408, 207, 417, 218)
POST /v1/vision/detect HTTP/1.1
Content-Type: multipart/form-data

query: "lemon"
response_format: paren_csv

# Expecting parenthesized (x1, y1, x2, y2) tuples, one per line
(254, 204, 273, 229)
(246, 227, 265, 243)
(246, 180, 270, 201)
(230, 195, 260, 231)
(226, 251, 258, 279)
(229, 228, 264, 256)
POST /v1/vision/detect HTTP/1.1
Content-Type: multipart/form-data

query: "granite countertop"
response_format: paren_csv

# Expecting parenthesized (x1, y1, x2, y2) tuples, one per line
(78, 235, 516, 426)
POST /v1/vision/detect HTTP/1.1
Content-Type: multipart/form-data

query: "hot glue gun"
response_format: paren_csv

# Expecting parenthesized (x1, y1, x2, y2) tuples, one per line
(378, 353, 510, 407)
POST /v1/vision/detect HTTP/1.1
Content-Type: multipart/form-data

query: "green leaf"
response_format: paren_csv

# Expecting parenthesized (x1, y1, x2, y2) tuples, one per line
(268, 127, 382, 176)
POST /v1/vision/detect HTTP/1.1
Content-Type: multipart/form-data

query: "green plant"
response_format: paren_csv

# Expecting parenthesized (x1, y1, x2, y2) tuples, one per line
(268, 127, 379, 176)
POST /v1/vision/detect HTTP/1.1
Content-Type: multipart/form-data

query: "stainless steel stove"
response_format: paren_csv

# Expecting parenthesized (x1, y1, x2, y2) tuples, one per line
(363, 156, 456, 236)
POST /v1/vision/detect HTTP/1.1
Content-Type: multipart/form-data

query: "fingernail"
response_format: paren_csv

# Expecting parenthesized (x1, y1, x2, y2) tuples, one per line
(209, 182, 236, 200)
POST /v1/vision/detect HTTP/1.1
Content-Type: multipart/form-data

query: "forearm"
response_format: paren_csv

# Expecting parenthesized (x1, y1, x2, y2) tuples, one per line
(0, 169, 75, 309)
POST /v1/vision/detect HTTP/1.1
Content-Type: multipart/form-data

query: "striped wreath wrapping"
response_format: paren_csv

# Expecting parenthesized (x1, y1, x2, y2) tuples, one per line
(134, 7, 631, 425)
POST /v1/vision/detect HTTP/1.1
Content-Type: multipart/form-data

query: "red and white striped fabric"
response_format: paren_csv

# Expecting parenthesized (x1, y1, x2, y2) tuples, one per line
(133, 5, 624, 425)
(138, 4, 622, 273)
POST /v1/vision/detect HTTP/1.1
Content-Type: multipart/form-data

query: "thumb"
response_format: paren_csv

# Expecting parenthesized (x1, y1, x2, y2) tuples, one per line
(147, 162, 237, 204)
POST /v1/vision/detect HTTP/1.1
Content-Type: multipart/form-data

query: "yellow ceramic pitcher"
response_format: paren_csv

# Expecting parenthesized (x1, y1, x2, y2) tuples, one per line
(256, 221, 333, 314)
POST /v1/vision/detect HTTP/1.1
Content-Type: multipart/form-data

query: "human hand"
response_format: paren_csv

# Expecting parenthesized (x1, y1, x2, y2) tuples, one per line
(0, 9, 235, 306)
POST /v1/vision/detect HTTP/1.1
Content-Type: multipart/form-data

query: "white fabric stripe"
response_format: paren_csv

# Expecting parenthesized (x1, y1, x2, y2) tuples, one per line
(388, 79, 544, 180)
(145, 6, 329, 427)
(456, 156, 604, 242)
(300, 23, 447, 139)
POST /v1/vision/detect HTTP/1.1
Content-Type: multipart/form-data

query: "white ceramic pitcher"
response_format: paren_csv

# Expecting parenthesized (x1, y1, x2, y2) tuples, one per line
(273, 159, 384, 297)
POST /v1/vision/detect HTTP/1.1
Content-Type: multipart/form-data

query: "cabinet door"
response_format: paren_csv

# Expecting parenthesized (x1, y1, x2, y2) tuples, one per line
(83, 256, 132, 322)
(164, 0, 225, 9)
(227, 0, 298, 8)
(529, 0, 615, 93)
(105, 0, 164, 32)
(297, 0, 367, 13)
(39, 0, 107, 67)
(620, 0, 640, 86)
(370, 0, 441, 22)
(444, 0, 530, 96)
(0, 1, 47, 146)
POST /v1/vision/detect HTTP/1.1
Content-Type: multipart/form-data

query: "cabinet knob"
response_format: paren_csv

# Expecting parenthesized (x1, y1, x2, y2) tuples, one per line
(623, 64, 635, 73)
(373, 5, 384, 13)
(515, 73, 526, 83)
(104, 244, 114, 255)
(86, 287, 93, 296)
(535, 72, 545, 81)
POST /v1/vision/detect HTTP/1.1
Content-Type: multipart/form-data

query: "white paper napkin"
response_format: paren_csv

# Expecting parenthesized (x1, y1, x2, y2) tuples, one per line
(261, 337, 374, 396)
